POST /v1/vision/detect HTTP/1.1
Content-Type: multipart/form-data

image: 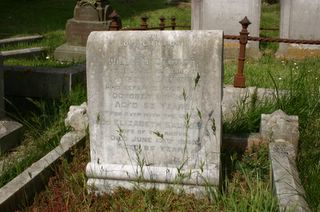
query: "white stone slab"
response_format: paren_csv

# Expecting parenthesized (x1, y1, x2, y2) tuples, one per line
(86, 31, 223, 194)
(269, 142, 310, 211)
(277, 0, 320, 58)
(192, 0, 261, 59)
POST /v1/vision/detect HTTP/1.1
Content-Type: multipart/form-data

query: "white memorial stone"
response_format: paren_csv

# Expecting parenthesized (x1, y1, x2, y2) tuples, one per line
(65, 102, 88, 132)
(192, 0, 261, 59)
(86, 30, 223, 194)
(277, 0, 320, 59)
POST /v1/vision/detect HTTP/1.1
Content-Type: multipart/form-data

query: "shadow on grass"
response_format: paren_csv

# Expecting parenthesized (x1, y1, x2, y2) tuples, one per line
(0, 0, 174, 38)
(109, 0, 173, 20)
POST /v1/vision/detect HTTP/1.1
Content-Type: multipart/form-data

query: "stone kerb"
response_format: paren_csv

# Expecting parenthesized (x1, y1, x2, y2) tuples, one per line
(260, 110, 310, 211)
(0, 55, 4, 118)
(0, 104, 87, 211)
(269, 141, 310, 212)
(192, 0, 261, 59)
(86, 30, 223, 194)
(277, 0, 320, 59)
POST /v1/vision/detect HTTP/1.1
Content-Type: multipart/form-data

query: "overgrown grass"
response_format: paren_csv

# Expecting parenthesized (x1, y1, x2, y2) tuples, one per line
(110, 0, 191, 28)
(26, 141, 277, 211)
(224, 57, 320, 210)
(0, 86, 86, 187)
(1, 0, 319, 210)
(224, 56, 304, 89)
(260, 3, 280, 52)
(0, 0, 75, 66)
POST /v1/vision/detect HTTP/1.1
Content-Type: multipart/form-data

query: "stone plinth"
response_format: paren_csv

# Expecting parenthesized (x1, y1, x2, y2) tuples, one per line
(54, 2, 112, 62)
(192, 0, 261, 59)
(54, 44, 86, 62)
(277, 0, 320, 59)
(86, 31, 223, 194)
(65, 19, 110, 47)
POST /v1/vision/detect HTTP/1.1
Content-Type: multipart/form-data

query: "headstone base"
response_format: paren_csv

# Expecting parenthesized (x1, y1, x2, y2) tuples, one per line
(54, 43, 86, 62)
(276, 44, 320, 59)
(65, 19, 110, 46)
(224, 42, 261, 60)
(87, 179, 215, 196)
(86, 163, 219, 195)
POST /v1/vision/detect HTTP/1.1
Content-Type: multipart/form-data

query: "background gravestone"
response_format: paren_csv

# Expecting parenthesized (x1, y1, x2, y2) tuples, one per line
(276, 0, 320, 59)
(191, 0, 261, 59)
(54, 0, 113, 62)
(86, 30, 223, 194)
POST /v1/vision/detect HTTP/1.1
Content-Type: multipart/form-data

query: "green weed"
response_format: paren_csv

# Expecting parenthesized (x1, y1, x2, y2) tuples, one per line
(27, 140, 277, 211)
(0, 86, 86, 188)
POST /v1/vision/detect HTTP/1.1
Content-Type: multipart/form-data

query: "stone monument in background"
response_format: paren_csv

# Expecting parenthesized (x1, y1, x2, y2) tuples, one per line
(276, 0, 320, 59)
(191, 0, 261, 59)
(86, 30, 223, 194)
(54, 0, 113, 62)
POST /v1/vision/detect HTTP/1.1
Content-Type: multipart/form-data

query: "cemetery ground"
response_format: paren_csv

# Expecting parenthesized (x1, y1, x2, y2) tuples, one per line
(0, 0, 319, 210)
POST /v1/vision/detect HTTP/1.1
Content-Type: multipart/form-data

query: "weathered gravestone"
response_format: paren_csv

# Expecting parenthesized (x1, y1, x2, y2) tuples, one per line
(86, 31, 223, 194)
(192, 0, 261, 59)
(276, 0, 320, 59)
(54, 0, 113, 62)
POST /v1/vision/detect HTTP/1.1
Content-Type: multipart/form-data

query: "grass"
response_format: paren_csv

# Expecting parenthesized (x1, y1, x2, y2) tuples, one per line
(0, 0, 319, 210)
(0, 86, 86, 188)
(0, 0, 190, 67)
(260, 3, 280, 52)
(0, 0, 75, 66)
(26, 141, 277, 211)
(224, 57, 320, 210)
(110, 0, 191, 28)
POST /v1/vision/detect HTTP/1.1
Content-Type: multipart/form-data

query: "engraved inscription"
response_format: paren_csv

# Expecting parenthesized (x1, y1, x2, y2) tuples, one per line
(99, 35, 205, 159)
(87, 31, 222, 167)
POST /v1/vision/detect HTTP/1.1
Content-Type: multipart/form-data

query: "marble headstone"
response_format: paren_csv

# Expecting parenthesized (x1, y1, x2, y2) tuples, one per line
(192, 0, 261, 59)
(277, 0, 320, 59)
(86, 31, 223, 194)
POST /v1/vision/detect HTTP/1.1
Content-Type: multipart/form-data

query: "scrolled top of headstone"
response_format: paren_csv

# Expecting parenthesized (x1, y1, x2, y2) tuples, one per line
(260, 109, 299, 153)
